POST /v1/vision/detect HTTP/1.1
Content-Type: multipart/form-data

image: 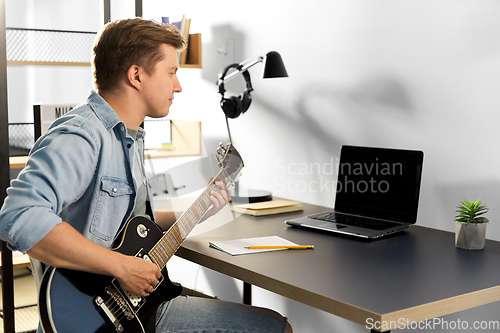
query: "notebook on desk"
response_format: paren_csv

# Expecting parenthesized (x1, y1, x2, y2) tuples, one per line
(285, 145, 424, 239)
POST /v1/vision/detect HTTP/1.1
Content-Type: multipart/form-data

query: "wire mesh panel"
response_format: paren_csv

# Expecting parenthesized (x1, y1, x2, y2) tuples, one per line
(8, 123, 34, 156)
(0, 305, 38, 333)
(6, 28, 96, 64)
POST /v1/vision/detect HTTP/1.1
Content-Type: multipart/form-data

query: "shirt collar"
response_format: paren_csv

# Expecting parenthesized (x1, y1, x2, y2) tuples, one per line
(87, 90, 146, 140)
(86, 90, 125, 132)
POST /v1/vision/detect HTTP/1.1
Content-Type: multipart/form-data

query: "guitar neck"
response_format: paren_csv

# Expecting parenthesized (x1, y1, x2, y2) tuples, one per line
(147, 169, 231, 270)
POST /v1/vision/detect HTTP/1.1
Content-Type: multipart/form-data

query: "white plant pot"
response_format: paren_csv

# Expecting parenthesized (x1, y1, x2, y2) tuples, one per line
(455, 222, 487, 250)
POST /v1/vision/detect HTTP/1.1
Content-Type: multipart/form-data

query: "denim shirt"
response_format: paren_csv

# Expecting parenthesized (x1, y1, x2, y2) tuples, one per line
(0, 90, 154, 253)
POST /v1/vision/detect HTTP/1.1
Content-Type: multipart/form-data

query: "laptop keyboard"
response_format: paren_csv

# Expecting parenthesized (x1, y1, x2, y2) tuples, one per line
(309, 212, 401, 231)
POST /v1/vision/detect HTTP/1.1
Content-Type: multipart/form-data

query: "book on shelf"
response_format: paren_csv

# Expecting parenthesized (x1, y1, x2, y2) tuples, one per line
(166, 15, 190, 63)
(179, 18, 191, 64)
(169, 15, 183, 30)
(231, 199, 303, 216)
(178, 15, 187, 34)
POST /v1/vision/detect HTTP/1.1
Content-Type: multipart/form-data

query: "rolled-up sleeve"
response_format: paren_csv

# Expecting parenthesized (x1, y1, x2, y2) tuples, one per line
(0, 122, 99, 253)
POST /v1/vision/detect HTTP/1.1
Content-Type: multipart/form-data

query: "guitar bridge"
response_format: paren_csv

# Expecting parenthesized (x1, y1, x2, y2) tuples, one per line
(106, 286, 135, 320)
(95, 295, 125, 333)
(94, 286, 137, 332)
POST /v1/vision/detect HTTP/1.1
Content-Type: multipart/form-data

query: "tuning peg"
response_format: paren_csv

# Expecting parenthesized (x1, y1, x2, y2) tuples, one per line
(216, 147, 225, 157)
(216, 142, 227, 156)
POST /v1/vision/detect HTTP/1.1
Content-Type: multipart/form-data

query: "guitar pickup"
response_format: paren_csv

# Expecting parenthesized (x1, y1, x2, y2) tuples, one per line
(122, 289, 143, 307)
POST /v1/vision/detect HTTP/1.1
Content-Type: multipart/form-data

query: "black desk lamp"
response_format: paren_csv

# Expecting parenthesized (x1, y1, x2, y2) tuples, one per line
(217, 51, 288, 203)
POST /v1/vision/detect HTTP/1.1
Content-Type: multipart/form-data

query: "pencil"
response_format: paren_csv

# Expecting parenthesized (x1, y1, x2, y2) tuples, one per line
(245, 245, 314, 250)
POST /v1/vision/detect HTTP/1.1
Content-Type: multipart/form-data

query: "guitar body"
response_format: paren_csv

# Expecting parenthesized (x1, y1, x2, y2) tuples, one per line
(39, 216, 183, 333)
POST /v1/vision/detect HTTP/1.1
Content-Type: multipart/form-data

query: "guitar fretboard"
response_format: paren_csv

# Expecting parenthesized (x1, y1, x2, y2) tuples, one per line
(147, 170, 231, 270)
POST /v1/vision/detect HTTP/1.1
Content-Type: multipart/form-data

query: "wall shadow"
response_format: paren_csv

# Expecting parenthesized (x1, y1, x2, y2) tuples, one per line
(436, 180, 500, 239)
(201, 24, 246, 87)
(261, 74, 414, 165)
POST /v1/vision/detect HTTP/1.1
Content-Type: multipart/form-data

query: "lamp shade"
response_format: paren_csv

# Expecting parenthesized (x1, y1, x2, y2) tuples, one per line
(261, 51, 288, 79)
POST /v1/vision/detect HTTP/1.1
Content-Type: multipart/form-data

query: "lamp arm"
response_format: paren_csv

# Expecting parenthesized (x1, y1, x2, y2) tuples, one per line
(225, 115, 233, 144)
(221, 55, 264, 83)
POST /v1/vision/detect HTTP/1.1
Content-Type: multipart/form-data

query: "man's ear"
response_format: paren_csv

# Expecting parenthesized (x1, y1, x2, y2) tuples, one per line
(126, 65, 142, 90)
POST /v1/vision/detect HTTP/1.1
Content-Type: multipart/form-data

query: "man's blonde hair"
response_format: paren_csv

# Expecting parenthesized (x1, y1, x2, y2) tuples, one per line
(92, 18, 187, 91)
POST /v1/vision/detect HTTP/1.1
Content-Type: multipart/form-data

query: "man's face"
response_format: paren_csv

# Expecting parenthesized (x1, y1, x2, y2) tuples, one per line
(142, 44, 182, 118)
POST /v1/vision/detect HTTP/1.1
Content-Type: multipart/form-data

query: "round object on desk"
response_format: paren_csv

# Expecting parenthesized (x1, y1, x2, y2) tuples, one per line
(230, 189, 273, 204)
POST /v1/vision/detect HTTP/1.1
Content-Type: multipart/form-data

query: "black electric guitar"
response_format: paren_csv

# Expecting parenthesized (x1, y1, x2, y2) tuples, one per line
(38, 143, 244, 333)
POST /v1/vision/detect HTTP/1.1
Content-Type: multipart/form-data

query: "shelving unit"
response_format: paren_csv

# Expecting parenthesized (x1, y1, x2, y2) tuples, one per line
(5, 27, 96, 66)
(8, 156, 29, 169)
(7, 25, 202, 169)
(0, 1, 15, 332)
(10, 120, 202, 169)
(181, 33, 202, 68)
(5, 27, 201, 68)
(146, 120, 202, 159)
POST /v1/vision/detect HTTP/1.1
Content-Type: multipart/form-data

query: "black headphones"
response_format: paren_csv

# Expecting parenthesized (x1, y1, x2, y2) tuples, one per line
(218, 63, 253, 119)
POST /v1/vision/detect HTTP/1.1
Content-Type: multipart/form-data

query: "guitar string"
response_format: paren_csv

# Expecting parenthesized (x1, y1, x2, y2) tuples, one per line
(148, 180, 222, 268)
(101, 186, 219, 321)
(98, 171, 236, 326)
(104, 281, 145, 324)
(103, 291, 127, 324)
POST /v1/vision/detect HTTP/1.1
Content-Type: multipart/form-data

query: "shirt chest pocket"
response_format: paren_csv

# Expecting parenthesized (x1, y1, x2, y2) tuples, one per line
(101, 177, 134, 196)
(90, 176, 134, 242)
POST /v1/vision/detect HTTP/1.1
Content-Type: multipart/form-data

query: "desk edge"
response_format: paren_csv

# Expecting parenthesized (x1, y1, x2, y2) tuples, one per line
(175, 246, 382, 327)
(380, 285, 500, 330)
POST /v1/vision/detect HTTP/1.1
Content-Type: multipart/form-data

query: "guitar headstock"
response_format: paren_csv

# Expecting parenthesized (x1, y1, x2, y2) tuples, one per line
(215, 142, 244, 186)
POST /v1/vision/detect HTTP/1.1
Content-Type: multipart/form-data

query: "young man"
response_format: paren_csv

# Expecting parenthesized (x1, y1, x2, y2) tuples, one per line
(0, 18, 292, 333)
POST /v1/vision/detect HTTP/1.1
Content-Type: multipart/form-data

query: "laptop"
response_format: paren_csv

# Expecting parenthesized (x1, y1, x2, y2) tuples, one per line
(285, 145, 424, 239)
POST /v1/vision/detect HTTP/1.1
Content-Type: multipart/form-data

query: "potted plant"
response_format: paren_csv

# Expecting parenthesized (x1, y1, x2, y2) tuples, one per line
(455, 199, 489, 250)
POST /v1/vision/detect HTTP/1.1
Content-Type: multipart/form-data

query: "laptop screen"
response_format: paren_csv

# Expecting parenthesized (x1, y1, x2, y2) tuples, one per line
(334, 145, 424, 223)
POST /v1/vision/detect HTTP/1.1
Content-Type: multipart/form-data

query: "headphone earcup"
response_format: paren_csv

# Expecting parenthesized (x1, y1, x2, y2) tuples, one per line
(221, 96, 242, 119)
(240, 91, 252, 113)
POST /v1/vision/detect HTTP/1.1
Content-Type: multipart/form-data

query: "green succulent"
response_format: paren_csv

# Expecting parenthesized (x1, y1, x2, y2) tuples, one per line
(455, 199, 489, 224)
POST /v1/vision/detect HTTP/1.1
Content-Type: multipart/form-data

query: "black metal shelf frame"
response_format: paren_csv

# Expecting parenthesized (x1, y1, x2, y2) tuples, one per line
(0, 1, 143, 332)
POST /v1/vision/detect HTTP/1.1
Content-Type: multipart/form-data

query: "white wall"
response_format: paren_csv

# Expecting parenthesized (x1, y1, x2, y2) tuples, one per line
(142, 0, 500, 238)
(7, 1, 500, 332)
(142, 1, 500, 332)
